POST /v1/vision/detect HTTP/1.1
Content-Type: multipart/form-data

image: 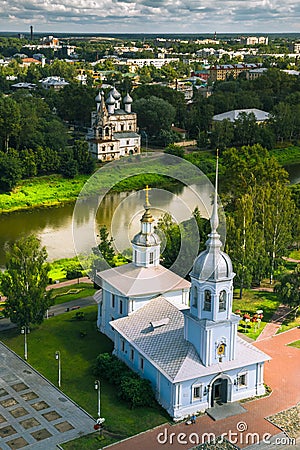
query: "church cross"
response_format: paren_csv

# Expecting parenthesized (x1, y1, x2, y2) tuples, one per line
(144, 185, 151, 206)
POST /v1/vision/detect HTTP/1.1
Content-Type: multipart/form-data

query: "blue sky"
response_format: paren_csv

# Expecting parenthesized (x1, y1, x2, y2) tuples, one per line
(1, 0, 300, 34)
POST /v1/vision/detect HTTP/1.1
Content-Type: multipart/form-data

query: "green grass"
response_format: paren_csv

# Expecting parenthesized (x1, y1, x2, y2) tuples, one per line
(48, 257, 85, 281)
(288, 249, 300, 260)
(269, 145, 300, 166)
(0, 306, 169, 442)
(288, 340, 300, 349)
(277, 311, 300, 334)
(62, 432, 119, 449)
(49, 283, 96, 305)
(232, 289, 280, 340)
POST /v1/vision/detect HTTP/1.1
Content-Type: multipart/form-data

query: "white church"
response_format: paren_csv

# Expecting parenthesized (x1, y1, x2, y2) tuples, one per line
(94, 167, 270, 420)
(86, 87, 141, 161)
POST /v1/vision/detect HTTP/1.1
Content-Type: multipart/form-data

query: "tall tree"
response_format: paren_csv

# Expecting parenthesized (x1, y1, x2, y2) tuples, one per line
(1, 235, 52, 328)
(275, 264, 300, 311)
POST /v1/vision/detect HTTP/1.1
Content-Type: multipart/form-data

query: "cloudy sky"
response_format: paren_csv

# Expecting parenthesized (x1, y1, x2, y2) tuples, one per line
(1, 0, 300, 34)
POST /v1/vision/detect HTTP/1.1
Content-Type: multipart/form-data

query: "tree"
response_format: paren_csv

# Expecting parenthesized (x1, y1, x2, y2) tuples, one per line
(275, 265, 300, 310)
(73, 140, 96, 174)
(0, 150, 22, 192)
(1, 235, 52, 328)
(0, 95, 21, 150)
(133, 96, 176, 139)
(155, 213, 181, 269)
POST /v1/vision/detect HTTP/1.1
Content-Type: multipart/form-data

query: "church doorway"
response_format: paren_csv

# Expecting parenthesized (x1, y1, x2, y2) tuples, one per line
(211, 378, 228, 407)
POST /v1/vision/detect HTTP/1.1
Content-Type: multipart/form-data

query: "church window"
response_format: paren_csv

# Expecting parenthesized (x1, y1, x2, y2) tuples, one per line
(193, 384, 202, 400)
(119, 300, 123, 315)
(140, 357, 144, 371)
(219, 290, 226, 312)
(111, 294, 115, 309)
(105, 127, 110, 136)
(102, 146, 105, 152)
(192, 286, 198, 308)
(204, 290, 211, 311)
(237, 373, 247, 388)
(121, 339, 125, 352)
(129, 125, 132, 130)
(149, 252, 154, 265)
(111, 145, 114, 150)
(121, 124, 124, 131)
(126, 140, 130, 145)
(130, 348, 134, 361)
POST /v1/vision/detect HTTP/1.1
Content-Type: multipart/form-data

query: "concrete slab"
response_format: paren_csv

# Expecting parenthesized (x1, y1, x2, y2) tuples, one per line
(206, 402, 247, 421)
(0, 341, 95, 449)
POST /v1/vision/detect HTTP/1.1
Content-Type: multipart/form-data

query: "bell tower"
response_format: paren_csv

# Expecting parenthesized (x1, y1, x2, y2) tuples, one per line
(131, 186, 161, 268)
(184, 155, 240, 366)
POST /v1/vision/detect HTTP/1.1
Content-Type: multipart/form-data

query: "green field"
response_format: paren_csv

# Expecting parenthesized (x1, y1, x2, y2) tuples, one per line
(269, 145, 300, 166)
(0, 306, 169, 448)
(49, 282, 96, 305)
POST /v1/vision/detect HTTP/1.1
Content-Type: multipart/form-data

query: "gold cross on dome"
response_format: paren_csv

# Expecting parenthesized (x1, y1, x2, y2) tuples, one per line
(144, 185, 151, 206)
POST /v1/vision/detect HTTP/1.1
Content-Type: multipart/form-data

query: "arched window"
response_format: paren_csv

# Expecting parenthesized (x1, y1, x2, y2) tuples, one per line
(219, 290, 226, 312)
(204, 290, 211, 311)
(192, 286, 198, 308)
(105, 127, 110, 136)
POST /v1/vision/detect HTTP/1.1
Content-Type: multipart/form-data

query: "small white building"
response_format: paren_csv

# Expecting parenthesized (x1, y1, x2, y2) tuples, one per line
(213, 108, 270, 124)
(39, 76, 69, 90)
(94, 167, 270, 420)
(86, 88, 141, 161)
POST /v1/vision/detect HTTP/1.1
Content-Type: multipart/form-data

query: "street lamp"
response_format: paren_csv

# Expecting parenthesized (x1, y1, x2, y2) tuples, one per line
(21, 326, 30, 360)
(94, 380, 101, 418)
(55, 351, 61, 388)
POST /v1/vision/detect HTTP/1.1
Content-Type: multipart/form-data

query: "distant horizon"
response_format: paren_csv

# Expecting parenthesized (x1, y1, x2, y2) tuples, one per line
(1, 0, 300, 36)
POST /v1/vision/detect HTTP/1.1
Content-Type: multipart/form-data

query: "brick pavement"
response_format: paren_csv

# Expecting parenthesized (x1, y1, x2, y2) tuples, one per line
(104, 328, 300, 450)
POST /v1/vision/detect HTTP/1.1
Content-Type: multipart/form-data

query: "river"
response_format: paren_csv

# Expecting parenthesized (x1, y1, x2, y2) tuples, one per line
(0, 163, 299, 268)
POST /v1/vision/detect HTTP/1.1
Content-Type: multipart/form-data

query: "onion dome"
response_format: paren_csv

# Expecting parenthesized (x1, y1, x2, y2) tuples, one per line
(131, 185, 161, 247)
(95, 91, 102, 103)
(110, 86, 121, 100)
(106, 93, 115, 105)
(123, 93, 133, 104)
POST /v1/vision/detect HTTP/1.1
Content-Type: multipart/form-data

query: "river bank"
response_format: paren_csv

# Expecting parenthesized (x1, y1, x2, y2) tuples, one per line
(0, 147, 299, 215)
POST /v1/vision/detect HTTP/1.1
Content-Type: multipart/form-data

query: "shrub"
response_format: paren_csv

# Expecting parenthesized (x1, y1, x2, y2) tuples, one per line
(119, 376, 155, 409)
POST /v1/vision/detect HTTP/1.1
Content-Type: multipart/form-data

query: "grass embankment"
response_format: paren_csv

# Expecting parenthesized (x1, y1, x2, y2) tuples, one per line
(232, 289, 280, 340)
(0, 307, 169, 449)
(49, 283, 96, 305)
(270, 145, 300, 166)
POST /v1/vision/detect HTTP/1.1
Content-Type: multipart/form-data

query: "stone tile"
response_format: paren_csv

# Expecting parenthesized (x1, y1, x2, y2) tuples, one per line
(31, 401, 49, 411)
(0, 388, 8, 397)
(20, 391, 39, 401)
(0, 398, 18, 408)
(0, 425, 17, 438)
(6, 437, 28, 449)
(54, 421, 75, 433)
(31, 428, 52, 441)
(11, 383, 29, 393)
(9, 407, 29, 418)
(19, 417, 40, 430)
(42, 410, 62, 422)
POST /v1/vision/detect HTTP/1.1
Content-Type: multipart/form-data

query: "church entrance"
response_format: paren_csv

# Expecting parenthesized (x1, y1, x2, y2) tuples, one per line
(211, 378, 228, 407)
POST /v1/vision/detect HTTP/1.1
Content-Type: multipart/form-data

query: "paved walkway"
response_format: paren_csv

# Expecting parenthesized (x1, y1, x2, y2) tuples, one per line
(104, 328, 300, 450)
(256, 304, 291, 341)
(0, 341, 95, 449)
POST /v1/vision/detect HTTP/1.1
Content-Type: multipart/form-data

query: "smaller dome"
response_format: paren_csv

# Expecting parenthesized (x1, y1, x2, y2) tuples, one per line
(106, 93, 115, 105)
(95, 91, 101, 103)
(191, 247, 233, 281)
(132, 232, 160, 247)
(123, 93, 133, 104)
(110, 87, 121, 100)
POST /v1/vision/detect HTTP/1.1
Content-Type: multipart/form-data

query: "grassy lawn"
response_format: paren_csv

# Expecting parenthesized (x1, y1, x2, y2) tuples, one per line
(233, 289, 280, 340)
(277, 312, 300, 334)
(288, 340, 300, 349)
(48, 257, 85, 281)
(0, 306, 169, 447)
(49, 283, 96, 305)
(288, 249, 300, 260)
(269, 145, 300, 166)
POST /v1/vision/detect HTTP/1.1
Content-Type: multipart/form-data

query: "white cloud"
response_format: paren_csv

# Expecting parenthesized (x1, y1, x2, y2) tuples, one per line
(0, 0, 299, 32)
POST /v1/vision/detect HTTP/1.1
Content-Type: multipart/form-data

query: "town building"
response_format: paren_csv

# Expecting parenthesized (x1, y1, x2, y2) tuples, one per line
(212, 108, 270, 124)
(94, 164, 270, 420)
(39, 76, 69, 90)
(86, 88, 141, 161)
(209, 63, 260, 81)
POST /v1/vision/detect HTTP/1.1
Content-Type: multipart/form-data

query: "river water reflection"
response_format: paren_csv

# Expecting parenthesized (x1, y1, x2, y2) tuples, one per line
(0, 163, 299, 268)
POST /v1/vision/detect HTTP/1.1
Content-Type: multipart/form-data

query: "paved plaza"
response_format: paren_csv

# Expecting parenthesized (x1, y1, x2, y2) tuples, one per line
(0, 342, 95, 449)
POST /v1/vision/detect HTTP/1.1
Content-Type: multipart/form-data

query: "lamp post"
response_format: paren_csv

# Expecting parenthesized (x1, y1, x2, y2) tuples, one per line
(55, 351, 61, 388)
(21, 326, 29, 360)
(94, 380, 101, 418)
